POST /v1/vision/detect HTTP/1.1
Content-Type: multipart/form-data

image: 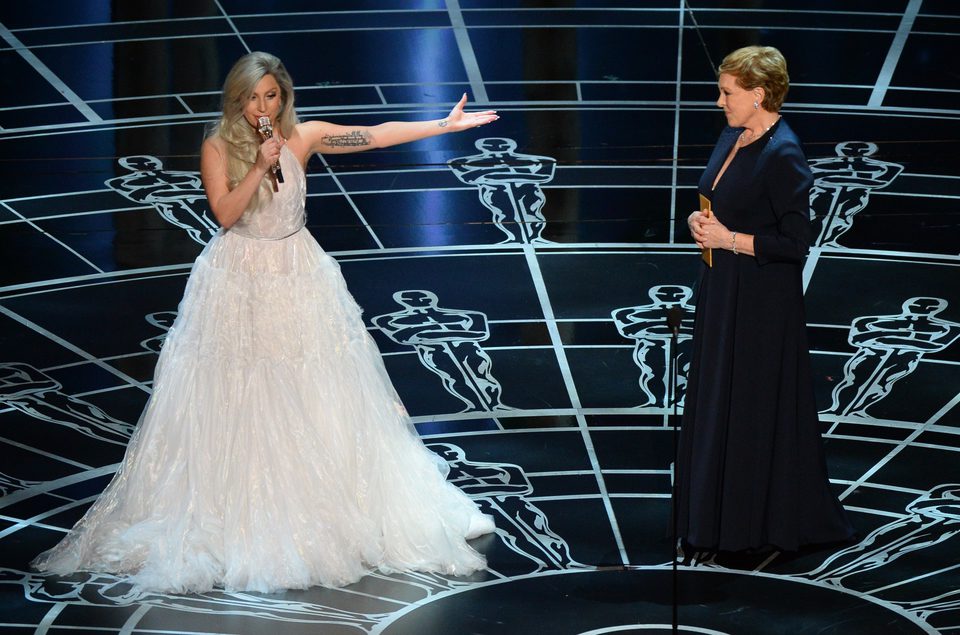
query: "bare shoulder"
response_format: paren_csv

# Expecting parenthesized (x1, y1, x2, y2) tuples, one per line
(200, 135, 229, 188)
(297, 120, 327, 136)
(201, 135, 227, 161)
(294, 120, 328, 145)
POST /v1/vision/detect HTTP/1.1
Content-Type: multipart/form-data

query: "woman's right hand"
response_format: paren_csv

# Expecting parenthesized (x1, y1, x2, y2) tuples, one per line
(255, 134, 284, 172)
(688, 210, 706, 248)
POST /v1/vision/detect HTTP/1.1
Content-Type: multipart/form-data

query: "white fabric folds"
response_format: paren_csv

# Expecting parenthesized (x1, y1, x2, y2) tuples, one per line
(33, 147, 494, 593)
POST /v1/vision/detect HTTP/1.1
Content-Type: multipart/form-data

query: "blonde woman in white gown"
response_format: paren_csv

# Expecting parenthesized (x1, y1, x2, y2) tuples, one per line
(33, 52, 499, 594)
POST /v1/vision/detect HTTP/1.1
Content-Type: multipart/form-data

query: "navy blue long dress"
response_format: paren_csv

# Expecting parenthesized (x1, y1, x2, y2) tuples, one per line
(677, 118, 855, 552)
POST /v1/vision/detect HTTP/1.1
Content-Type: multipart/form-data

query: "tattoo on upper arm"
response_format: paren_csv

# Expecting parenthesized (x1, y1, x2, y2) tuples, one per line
(321, 130, 370, 147)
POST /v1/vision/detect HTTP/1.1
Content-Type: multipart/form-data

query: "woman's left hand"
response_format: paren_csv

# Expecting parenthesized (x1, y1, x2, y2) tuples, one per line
(690, 212, 733, 250)
(443, 93, 499, 131)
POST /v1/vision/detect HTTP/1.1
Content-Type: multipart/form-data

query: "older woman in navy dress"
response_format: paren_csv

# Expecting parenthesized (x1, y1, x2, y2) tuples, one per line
(680, 46, 855, 553)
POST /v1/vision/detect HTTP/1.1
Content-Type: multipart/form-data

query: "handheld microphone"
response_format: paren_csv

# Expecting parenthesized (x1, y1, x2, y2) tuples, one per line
(256, 116, 284, 186)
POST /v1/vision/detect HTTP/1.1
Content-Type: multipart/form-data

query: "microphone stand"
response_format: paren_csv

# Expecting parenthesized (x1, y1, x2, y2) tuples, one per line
(666, 305, 683, 634)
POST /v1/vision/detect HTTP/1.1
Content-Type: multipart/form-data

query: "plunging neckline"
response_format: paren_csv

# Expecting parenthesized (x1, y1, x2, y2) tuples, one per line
(711, 121, 779, 192)
(711, 141, 739, 192)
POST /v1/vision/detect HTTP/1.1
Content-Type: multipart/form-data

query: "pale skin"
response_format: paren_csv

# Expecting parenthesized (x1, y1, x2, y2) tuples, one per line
(201, 73, 499, 229)
(687, 72, 782, 258)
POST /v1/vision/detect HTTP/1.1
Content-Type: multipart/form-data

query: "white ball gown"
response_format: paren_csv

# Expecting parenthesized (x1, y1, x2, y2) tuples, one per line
(32, 146, 495, 594)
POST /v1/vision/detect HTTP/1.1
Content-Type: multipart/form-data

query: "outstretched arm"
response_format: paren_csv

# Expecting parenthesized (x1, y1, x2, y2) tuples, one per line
(301, 93, 498, 155)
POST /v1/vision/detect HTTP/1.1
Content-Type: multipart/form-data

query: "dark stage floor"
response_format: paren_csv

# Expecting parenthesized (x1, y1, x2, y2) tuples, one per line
(1, 2, 959, 634)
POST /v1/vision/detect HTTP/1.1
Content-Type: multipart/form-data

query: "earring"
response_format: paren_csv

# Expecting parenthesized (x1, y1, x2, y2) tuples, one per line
(753, 100, 759, 109)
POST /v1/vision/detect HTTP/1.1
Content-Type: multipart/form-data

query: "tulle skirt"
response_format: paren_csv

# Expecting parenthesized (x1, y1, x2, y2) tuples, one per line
(33, 228, 493, 593)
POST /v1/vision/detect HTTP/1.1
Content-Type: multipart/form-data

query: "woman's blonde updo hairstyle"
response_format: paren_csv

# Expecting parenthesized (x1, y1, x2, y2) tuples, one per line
(718, 45, 790, 112)
(208, 51, 298, 209)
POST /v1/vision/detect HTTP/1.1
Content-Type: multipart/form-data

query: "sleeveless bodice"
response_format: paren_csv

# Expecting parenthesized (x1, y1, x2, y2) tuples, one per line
(229, 146, 306, 240)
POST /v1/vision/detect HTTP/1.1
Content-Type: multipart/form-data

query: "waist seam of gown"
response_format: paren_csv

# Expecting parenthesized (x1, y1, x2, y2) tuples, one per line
(227, 223, 306, 241)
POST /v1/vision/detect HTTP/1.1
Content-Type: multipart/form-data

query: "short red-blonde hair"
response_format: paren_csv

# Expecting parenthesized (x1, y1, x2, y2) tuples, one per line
(718, 45, 790, 112)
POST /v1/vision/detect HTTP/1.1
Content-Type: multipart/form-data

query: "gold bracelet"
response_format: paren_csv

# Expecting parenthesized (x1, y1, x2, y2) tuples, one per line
(731, 231, 738, 255)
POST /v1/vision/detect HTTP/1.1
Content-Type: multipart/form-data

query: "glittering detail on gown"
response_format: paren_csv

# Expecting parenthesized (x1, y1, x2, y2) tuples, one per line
(32, 147, 494, 594)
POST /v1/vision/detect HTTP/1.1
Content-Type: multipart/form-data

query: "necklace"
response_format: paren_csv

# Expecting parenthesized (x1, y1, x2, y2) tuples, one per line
(738, 115, 781, 146)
